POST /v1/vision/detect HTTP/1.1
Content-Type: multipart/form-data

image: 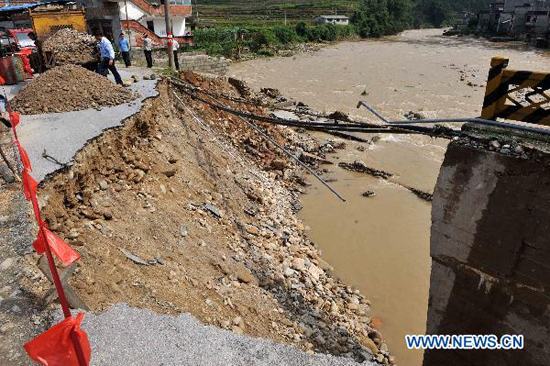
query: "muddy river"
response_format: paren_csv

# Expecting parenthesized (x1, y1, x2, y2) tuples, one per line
(229, 29, 550, 365)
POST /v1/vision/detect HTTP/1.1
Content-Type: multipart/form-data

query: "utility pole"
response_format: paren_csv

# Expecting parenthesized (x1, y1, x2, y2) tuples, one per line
(124, 0, 132, 49)
(164, 0, 175, 70)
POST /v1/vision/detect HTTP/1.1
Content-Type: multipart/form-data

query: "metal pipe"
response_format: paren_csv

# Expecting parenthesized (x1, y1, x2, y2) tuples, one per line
(388, 117, 550, 136)
(171, 79, 432, 134)
(357, 101, 389, 123)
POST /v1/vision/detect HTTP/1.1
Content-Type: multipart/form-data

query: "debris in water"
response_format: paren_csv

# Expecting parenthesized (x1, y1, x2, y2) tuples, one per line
(404, 110, 426, 120)
(328, 110, 351, 122)
(338, 160, 393, 179)
(362, 191, 376, 197)
(406, 187, 433, 202)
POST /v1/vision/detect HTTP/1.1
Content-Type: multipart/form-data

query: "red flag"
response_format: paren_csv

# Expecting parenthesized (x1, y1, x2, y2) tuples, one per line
(33, 228, 81, 266)
(18, 144, 32, 171)
(22, 169, 38, 201)
(9, 111, 20, 128)
(24, 313, 91, 366)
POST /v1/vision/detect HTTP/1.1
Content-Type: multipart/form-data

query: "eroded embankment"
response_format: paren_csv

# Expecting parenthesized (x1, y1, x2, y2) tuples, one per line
(36, 76, 391, 364)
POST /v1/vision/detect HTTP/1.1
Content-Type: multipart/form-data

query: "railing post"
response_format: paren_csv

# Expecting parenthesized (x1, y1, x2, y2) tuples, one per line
(481, 56, 509, 120)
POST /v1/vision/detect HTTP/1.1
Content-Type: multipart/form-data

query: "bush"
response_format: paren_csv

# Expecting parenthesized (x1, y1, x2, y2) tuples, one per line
(320, 24, 338, 41)
(295, 22, 308, 39)
(247, 28, 279, 52)
(193, 28, 238, 58)
(273, 26, 298, 44)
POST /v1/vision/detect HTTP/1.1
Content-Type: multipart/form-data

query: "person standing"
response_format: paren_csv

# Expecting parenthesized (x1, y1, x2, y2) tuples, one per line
(118, 33, 131, 67)
(28, 32, 44, 73)
(172, 38, 180, 71)
(143, 34, 153, 68)
(94, 30, 123, 85)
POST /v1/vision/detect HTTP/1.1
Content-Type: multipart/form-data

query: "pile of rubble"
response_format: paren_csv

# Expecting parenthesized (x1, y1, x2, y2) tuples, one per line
(42, 28, 97, 66)
(11, 65, 137, 114)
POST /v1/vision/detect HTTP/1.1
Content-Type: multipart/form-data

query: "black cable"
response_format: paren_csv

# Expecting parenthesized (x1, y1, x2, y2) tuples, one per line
(171, 78, 459, 138)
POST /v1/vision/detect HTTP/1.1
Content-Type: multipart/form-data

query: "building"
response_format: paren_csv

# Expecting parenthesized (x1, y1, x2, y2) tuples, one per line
(117, 0, 193, 47)
(313, 15, 349, 26)
(478, 0, 550, 44)
(76, 0, 122, 41)
(525, 9, 550, 43)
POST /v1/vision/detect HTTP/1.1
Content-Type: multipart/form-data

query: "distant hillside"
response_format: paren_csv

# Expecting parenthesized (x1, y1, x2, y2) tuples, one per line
(193, 0, 358, 25)
(192, 0, 489, 27)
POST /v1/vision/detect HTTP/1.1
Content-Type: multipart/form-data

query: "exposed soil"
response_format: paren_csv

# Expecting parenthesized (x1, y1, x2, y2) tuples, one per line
(31, 75, 393, 364)
(11, 65, 137, 115)
(42, 29, 97, 67)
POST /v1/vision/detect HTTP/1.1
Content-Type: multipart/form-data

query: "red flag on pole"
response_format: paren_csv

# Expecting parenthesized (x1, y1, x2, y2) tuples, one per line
(9, 111, 20, 128)
(24, 313, 91, 366)
(18, 144, 32, 171)
(22, 169, 38, 201)
(33, 227, 81, 266)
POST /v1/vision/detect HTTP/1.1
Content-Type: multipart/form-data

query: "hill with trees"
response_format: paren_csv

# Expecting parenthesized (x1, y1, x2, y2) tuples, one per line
(193, 0, 488, 28)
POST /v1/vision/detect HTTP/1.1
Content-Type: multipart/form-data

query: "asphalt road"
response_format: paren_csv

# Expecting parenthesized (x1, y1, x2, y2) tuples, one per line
(77, 304, 375, 366)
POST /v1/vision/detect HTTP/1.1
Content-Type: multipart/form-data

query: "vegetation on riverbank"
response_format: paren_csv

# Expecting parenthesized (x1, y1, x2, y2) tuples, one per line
(190, 0, 489, 58)
(191, 23, 356, 58)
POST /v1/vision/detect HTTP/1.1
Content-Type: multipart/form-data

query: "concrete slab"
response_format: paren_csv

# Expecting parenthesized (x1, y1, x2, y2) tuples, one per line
(8, 67, 159, 182)
(77, 304, 375, 366)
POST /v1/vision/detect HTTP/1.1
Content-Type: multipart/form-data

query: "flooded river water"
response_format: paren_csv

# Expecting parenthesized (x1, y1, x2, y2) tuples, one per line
(229, 29, 550, 365)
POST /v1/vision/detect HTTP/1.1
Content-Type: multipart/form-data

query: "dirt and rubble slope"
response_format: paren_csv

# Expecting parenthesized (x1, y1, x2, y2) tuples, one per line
(30, 75, 391, 364)
(11, 65, 137, 115)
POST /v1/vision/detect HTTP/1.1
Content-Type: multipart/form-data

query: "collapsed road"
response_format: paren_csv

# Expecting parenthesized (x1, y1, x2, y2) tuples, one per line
(1, 69, 398, 365)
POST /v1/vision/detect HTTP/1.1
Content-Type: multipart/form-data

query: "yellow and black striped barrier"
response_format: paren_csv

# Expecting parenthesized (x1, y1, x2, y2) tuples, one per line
(481, 56, 550, 125)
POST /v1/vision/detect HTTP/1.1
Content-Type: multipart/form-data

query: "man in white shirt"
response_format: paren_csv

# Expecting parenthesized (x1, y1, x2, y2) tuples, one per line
(172, 39, 180, 71)
(94, 29, 123, 85)
(142, 34, 154, 68)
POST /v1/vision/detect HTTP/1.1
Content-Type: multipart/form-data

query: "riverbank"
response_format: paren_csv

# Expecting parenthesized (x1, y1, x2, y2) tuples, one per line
(0, 70, 394, 365)
(227, 28, 550, 366)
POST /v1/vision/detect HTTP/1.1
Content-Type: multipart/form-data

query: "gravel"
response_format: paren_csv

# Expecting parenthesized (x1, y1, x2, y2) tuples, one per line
(76, 304, 376, 366)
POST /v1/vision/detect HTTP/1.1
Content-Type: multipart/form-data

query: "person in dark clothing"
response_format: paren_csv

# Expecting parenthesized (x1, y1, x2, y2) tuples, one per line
(94, 30, 123, 85)
(28, 32, 44, 74)
(118, 33, 131, 67)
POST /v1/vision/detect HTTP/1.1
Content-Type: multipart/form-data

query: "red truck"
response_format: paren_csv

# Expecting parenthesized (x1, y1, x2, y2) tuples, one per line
(1, 29, 36, 55)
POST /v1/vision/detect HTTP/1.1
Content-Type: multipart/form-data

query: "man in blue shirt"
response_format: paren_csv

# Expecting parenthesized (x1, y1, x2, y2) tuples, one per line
(118, 32, 131, 67)
(94, 29, 123, 85)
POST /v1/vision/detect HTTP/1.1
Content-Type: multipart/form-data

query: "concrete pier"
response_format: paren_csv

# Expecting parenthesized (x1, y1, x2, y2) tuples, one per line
(424, 124, 550, 366)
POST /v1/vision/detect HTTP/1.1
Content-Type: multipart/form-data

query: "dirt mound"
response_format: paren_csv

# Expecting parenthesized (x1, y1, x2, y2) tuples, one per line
(11, 65, 137, 114)
(42, 28, 97, 66)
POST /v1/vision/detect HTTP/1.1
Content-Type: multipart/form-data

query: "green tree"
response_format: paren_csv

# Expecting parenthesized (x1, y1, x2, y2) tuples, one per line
(417, 0, 450, 27)
(351, 0, 411, 38)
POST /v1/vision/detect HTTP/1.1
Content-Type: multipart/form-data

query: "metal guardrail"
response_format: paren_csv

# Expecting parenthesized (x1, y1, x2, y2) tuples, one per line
(481, 56, 550, 125)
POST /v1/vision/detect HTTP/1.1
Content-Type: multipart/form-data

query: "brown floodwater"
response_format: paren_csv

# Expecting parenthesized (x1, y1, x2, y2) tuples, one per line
(229, 29, 550, 365)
